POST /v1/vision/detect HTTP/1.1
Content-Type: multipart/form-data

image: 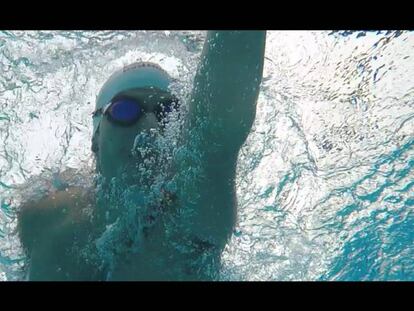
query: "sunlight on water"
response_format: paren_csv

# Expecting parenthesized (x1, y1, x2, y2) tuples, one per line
(0, 31, 413, 281)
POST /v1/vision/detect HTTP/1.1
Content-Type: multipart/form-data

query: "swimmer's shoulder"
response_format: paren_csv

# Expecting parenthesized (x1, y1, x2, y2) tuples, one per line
(17, 186, 95, 252)
(18, 186, 94, 222)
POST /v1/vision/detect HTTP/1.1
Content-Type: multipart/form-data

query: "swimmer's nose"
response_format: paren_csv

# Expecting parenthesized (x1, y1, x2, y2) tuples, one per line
(133, 131, 155, 148)
(140, 112, 159, 130)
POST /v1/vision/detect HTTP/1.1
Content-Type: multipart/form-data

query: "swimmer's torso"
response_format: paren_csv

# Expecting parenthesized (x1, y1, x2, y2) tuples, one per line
(18, 157, 238, 281)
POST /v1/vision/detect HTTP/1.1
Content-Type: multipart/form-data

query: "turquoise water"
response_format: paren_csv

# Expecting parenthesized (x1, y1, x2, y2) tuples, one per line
(0, 31, 413, 281)
(319, 137, 414, 280)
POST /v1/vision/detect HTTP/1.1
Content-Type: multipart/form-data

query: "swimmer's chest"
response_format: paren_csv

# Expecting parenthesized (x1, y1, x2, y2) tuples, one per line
(41, 164, 237, 249)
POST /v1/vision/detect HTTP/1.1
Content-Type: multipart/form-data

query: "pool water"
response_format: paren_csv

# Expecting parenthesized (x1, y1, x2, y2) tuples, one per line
(0, 30, 413, 281)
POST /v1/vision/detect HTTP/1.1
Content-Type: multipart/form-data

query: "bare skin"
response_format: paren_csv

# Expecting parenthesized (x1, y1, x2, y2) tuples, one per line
(17, 31, 267, 281)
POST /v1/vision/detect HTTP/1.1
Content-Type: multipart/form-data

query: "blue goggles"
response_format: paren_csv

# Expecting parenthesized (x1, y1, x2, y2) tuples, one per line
(91, 95, 179, 153)
(93, 95, 179, 126)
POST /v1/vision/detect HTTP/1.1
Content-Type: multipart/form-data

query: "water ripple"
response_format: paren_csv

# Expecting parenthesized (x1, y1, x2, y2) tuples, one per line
(1, 31, 413, 281)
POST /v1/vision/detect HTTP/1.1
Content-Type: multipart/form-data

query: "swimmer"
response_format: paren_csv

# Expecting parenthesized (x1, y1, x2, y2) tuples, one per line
(17, 31, 267, 280)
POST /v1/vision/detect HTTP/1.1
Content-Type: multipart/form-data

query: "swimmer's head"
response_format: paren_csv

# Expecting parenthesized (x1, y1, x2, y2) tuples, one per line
(92, 62, 179, 179)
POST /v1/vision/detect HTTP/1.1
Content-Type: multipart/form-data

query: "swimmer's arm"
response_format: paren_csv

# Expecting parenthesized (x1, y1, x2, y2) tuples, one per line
(17, 188, 98, 280)
(17, 188, 91, 255)
(178, 31, 266, 248)
(188, 31, 266, 154)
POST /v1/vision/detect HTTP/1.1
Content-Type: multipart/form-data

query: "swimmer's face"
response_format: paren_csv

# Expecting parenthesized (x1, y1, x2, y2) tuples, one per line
(96, 87, 178, 180)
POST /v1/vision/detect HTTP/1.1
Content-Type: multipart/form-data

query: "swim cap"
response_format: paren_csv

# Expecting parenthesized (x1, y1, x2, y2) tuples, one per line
(92, 62, 172, 153)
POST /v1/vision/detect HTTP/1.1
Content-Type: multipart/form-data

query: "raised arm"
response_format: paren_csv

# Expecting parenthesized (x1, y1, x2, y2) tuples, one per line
(176, 31, 266, 251)
(187, 31, 266, 156)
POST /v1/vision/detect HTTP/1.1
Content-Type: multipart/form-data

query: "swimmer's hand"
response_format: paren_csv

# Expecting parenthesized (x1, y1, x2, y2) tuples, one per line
(188, 30, 266, 155)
